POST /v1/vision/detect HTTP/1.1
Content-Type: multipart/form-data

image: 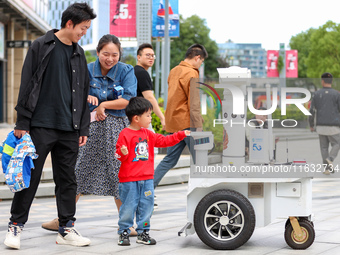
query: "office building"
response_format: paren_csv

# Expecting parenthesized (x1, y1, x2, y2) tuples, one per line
(218, 42, 267, 78)
(0, 0, 50, 123)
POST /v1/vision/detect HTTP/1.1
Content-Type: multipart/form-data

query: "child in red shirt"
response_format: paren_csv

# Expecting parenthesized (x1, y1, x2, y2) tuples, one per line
(115, 97, 190, 246)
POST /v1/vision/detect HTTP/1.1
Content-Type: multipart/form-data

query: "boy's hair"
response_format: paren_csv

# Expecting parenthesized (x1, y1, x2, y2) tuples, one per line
(321, 72, 333, 84)
(137, 43, 153, 56)
(60, 2, 96, 28)
(125, 97, 153, 123)
(185, 44, 208, 60)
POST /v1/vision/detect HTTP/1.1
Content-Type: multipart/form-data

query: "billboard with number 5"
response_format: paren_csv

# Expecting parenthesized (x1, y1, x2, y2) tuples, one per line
(110, 0, 136, 37)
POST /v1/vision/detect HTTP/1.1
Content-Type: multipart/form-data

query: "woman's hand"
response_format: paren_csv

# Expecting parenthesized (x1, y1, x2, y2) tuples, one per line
(95, 104, 107, 121)
(87, 95, 98, 106)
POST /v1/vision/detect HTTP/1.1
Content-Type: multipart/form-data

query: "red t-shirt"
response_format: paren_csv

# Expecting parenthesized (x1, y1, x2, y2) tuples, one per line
(116, 128, 186, 183)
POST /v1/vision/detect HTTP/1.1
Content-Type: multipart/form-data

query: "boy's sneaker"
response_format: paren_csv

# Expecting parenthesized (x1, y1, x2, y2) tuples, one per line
(56, 221, 91, 247)
(118, 230, 130, 246)
(136, 230, 156, 245)
(4, 222, 24, 249)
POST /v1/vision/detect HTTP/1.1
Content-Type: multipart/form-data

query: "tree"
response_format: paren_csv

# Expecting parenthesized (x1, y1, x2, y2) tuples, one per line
(121, 54, 136, 66)
(170, 15, 219, 78)
(289, 28, 316, 78)
(216, 56, 230, 68)
(306, 21, 340, 78)
(85, 51, 96, 64)
(290, 21, 340, 78)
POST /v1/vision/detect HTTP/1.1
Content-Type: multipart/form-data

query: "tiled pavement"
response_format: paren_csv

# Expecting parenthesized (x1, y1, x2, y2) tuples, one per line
(2, 125, 340, 254)
(1, 180, 340, 254)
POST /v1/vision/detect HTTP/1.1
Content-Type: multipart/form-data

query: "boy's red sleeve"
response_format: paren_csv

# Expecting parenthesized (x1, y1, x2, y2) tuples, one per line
(154, 131, 187, 148)
(115, 134, 129, 162)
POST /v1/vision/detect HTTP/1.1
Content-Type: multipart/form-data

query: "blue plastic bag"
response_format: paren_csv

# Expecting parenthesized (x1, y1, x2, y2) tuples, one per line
(1, 131, 38, 192)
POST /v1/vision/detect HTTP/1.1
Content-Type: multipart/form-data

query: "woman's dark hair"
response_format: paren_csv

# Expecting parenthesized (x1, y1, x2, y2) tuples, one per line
(125, 97, 153, 123)
(185, 44, 208, 60)
(96, 34, 122, 58)
(60, 2, 96, 28)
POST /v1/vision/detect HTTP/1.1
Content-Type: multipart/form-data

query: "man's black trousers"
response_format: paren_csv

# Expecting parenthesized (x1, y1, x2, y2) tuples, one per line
(10, 127, 79, 226)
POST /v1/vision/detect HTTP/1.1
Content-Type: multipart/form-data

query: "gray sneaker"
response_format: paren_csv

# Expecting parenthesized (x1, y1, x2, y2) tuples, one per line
(326, 158, 334, 170)
(323, 169, 331, 175)
(118, 230, 130, 246)
(136, 230, 156, 245)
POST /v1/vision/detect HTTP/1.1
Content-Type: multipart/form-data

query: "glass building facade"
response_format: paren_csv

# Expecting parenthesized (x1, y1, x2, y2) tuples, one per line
(218, 42, 267, 78)
(48, 0, 125, 51)
(48, 0, 98, 47)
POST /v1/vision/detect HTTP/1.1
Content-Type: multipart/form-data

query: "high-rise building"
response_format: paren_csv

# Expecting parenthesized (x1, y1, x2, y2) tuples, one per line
(218, 42, 267, 78)
(0, 0, 51, 123)
(48, 0, 105, 49)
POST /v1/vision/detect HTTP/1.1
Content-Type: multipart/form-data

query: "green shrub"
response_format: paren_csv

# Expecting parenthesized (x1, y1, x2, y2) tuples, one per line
(151, 97, 166, 134)
(202, 107, 224, 152)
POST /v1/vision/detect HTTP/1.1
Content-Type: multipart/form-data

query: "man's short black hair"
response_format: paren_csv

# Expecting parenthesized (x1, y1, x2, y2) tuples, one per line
(185, 44, 208, 60)
(125, 97, 153, 123)
(60, 2, 96, 28)
(137, 43, 153, 56)
(321, 72, 333, 84)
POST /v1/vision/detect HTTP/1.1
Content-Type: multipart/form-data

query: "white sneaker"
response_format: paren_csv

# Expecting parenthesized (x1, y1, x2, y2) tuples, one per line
(56, 227, 91, 247)
(4, 223, 23, 249)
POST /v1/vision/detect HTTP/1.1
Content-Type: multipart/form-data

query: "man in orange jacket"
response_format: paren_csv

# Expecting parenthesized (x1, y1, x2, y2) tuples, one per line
(153, 44, 207, 191)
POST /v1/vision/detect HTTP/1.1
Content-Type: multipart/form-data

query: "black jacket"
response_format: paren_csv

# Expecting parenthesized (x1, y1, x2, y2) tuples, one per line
(309, 87, 340, 128)
(15, 29, 90, 136)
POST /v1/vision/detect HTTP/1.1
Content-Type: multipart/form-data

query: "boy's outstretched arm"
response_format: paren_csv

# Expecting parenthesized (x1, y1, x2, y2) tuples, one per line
(154, 130, 188, 148)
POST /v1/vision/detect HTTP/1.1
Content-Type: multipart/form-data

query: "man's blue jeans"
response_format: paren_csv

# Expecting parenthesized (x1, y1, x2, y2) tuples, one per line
(118, 179, 154, 235)
(153, 133, 195, 188)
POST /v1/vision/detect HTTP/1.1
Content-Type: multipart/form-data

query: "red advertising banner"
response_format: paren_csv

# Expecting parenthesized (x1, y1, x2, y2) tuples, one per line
(267, 50, 279, 77)
(110, 0, 136, 37)
(22, 0, 33, 9)
(286, 50, 298, 78)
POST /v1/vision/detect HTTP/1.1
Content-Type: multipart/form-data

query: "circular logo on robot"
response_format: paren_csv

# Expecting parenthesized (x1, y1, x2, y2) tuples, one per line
(240, 114, 245, 118)
(224, 112, 228, 118)
(231, 113, 237, 118)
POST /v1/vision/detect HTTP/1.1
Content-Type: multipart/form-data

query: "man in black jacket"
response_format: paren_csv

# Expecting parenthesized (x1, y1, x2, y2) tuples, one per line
(309, 72, 340, 174)
(4, 3, 96, 249)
